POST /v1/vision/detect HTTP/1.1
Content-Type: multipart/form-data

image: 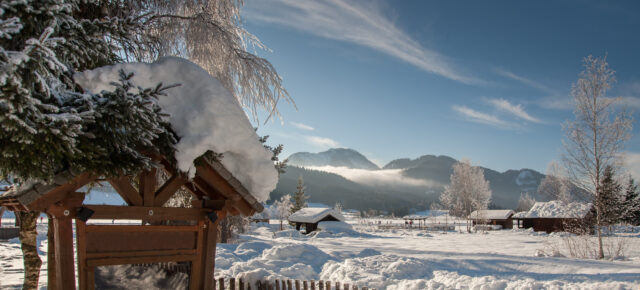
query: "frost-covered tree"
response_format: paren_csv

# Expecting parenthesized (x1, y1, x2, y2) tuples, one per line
(563, 55, 633, 259)
(621, 177, 640, 225)
(537, 161, 573, 203)
(517, 192, 536, 212)
(290, 176, 309, 214)
(440, 159, 492, 232)
(334, 202, 343, 213)
(273, 194, 292, 231)
(101, 0, 294, 120)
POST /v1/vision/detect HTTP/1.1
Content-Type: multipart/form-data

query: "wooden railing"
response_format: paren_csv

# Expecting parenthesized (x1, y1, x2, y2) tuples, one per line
(214, 277, 376, 290)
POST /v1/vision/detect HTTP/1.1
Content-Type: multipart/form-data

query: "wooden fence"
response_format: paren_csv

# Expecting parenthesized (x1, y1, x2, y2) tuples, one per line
(214, 277, 376, 290)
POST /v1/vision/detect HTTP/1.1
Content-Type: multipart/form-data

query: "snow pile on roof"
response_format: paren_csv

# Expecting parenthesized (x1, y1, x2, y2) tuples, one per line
(468, 209, 515, 220)
(512, 211, 527, 218)
(525, 201, 592, 218)
(288, 207, 344, 223)
(74, 57, 277, 202)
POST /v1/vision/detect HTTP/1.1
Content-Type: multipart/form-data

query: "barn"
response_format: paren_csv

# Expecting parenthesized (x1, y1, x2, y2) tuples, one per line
(288, 207, 345, 234)
(469, 209, 515, 230)
(513, 201, 593, 233)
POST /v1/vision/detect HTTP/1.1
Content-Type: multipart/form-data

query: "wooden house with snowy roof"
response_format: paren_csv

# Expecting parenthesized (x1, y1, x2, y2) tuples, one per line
(288, 207, 345, 233)
(468, 209, 515, 229)
(513, 201, 593, 233)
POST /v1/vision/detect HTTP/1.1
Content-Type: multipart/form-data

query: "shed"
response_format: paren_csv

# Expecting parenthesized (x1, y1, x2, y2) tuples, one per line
(469, 209, 515, 229)
(513, 201, 593, 233)
(288, 207, 345, 233)
(0, 156, 263, 290)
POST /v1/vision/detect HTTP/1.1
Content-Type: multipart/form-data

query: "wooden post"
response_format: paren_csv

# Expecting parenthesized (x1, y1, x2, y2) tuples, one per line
(310, 280, 316, 290)
(190, 219, 206, 290)
(240, 278, 245, 290)
(318, 280, 324, 290)
(325, 281, 331, 290)
(303, 280, 308, 290)
(343, 284, 348, 290)
(275, 280, 280, 290)
(287, 280, 292, 290)
(47, 217, 57, 290)
(336, 282, 340, 290)
(219, 278, 225, 290)
(53, 216, 76, 290)
(295, 280, 301, 290)
(76, 220, 87, 290)
(203, 219, 219, 289)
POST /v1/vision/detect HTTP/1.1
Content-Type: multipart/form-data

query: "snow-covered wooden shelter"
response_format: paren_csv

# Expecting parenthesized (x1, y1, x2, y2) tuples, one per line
(469, 209, 515, 230)
(288, 207, 345, 233)
(513, 201, 593, 233)
(0, 58, 278, 290)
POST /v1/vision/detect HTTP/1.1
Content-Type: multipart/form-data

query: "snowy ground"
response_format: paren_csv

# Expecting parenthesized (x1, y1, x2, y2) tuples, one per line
(1, 217, 640, 289)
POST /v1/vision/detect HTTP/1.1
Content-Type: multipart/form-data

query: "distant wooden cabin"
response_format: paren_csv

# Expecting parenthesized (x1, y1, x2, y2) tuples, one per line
(469, 209, 515, 230)
(0, 155, 263, 290)
(513, 201, 593, 234)
(288, 207, 345, 234)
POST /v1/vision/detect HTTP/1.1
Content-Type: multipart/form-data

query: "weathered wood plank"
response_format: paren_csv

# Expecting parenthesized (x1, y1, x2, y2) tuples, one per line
(140, 168, 157, 207)
(108, 176, 143, 206)
(54, 217, 76, 290)
(86, 254, 195, 267)
(190, 220, 205, 290)
(85, 205, 208, 221)
(29, 173, 95, 211)
(154, 175, 187, 206)
(76, 220, 87, 290)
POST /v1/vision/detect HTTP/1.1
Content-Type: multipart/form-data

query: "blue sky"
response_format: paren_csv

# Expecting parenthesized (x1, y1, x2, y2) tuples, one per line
(243, 0, 640, 176)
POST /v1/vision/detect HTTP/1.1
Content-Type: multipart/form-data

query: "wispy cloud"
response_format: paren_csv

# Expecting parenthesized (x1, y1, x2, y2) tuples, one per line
(487, 98, 542, 123)
(623, 152, 640, 181)
(495, 68, 550, 92)
(308, 166, 441, 188)
(290, 121, 315, 131)
(245, 0, 481, 85)
(306, 135, 339, 148)
(619, 96, 640, 109)
(452, 105, 510, 128)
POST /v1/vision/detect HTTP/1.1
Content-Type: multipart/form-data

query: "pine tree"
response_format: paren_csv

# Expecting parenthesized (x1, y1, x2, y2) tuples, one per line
(290, 176, 309, 214)
(622, 177, 640, 225)
(597, 166, 623, 226)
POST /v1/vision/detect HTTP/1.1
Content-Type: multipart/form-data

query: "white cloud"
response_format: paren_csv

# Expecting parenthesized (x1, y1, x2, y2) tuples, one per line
(308, 166, 440, 188)
(623, 152, 640, 182)
(306, 136, 339, 148)
(452, 105, 511, 128)
(245, 0, 481, 85)
(619, 96, 640, 109)
(487, 98, 542, 123)
(495, 68, 550, 92)
(290, 121, 315, 131)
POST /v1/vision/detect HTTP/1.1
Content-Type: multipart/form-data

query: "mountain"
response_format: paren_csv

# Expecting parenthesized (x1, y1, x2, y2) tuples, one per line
(272, 150, 547, 212)
(287, 148, 380, 170)
(269, 166, 433, 216)
(386, 155, 546, 208)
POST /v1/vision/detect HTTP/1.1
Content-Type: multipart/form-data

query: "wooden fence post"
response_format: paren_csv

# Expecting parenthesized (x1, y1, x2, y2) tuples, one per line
(219, 278, 225, 290)
(303, 280, 308, 290)
(239, 279, 245, 290)
(343, 283, 348, 290)
(310, 280, 316, 290)
(325, 281, 331, 290)
(287, 280, 293, 290)
(230, 278, 236, 290)
(336, 282, 340, 290)
(318, 280, 324, 290)
(295, 280, 301, 290)
(275, 280, 280, 290)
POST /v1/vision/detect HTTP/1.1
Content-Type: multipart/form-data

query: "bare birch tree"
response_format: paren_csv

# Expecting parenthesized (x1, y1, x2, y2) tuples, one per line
(538, 161, 573, 203)
(440, 159, 492, 232)
(103, 0, 294, 120)
(563, 55, 633, 259)
(274, 194, 293, 231)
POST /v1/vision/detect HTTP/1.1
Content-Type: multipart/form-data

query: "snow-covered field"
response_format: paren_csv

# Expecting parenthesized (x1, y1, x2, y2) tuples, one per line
(1, 217, 640, 289)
